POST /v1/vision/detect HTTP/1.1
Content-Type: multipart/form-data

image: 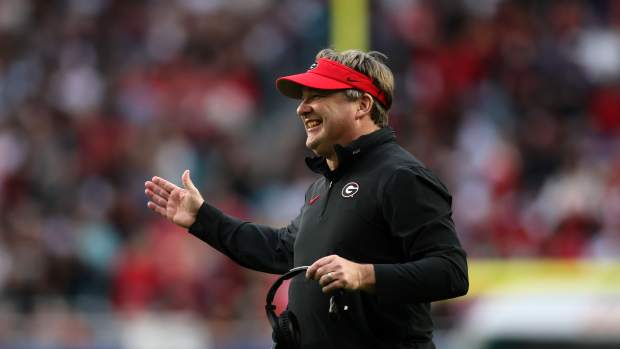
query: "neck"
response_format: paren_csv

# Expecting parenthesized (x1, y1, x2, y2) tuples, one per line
(326, 156, 338, 171)
(325, 123, 380, 171)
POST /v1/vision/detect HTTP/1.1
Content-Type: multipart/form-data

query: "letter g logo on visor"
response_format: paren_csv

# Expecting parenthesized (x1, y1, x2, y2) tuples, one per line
(341, 182, 359, 198)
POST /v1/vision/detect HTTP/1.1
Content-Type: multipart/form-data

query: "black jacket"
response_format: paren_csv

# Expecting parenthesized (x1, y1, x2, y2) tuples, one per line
(189, 127, 469, 349)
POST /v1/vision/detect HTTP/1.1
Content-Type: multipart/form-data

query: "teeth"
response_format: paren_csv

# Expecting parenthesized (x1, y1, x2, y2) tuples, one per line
(306, 120, 321, 128)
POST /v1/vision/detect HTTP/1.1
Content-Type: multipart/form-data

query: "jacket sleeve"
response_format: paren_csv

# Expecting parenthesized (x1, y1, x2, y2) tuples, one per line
(187, 201, 299, 275)
(373, 166, 469, 304)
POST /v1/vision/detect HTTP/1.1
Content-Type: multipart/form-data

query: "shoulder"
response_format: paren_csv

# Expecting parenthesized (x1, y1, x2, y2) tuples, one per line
(371, 143, 452, 201)
(369, 141, 423, 172)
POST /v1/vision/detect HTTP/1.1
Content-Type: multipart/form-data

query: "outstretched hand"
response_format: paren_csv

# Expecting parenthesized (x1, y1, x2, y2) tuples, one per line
(145, 169, 204, 229)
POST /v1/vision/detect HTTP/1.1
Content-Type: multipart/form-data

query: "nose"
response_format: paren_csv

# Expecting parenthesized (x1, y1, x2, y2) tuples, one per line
(297, 99, 311, 118)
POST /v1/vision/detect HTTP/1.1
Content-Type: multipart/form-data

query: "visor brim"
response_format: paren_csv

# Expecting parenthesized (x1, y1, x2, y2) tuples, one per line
(276, 72, 353, 100)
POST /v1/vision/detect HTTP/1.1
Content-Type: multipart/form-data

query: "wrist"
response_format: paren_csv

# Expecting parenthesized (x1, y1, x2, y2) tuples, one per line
(358, 264, 376, 293)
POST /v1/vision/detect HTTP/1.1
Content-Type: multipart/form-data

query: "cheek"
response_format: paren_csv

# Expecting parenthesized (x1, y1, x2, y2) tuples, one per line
(324, 112, 349, 131)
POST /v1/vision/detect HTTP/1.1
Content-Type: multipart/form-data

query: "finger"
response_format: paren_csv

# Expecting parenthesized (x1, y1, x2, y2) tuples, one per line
(315, 260, 341, 281)
(182, 169, 199, 193)
(152, 176, 180, 194)
(306, 255, 336, 279)
(145, 189, 169, 207)
(319, 271, 338, 287)
(145, 181, 170, 199)
(147, 201, 167, 217)
(322, 280, 344, 294)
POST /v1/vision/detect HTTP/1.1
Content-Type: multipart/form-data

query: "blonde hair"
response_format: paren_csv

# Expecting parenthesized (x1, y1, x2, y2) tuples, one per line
(316, 48, 394, 127)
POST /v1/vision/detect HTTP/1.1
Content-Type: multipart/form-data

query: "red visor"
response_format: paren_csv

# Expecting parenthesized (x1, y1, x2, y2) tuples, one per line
(276, 58, 390, 108)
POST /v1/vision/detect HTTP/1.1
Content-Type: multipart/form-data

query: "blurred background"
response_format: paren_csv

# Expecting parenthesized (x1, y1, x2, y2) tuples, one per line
(0, 0, 619, 348)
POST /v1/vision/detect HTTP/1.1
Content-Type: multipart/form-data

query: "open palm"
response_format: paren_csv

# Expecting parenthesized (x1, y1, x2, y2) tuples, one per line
(145, 170, 204, 229)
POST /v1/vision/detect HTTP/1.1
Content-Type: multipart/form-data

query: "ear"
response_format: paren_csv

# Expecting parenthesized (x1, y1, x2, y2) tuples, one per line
(355, 93, 374, 120)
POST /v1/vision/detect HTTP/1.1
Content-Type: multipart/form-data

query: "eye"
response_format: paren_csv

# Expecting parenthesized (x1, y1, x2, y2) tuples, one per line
(302, 91, 329, 103)
(311, 92, 328, 100)
(304, 94, 319, 103)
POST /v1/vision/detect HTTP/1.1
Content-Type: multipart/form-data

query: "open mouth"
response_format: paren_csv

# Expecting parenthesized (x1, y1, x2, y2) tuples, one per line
(305, 118, 323, 131)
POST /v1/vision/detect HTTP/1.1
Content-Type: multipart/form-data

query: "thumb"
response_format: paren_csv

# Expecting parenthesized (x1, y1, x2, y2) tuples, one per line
(182, 169, 199, 193)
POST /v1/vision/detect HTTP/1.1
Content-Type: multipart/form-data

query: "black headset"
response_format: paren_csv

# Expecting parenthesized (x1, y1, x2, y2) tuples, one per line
(265, 266, 348, 349)
(265, 266, 308, 349)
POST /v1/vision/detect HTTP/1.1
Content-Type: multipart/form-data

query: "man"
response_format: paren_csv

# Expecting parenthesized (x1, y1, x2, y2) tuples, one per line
(144, 49, 468, 349)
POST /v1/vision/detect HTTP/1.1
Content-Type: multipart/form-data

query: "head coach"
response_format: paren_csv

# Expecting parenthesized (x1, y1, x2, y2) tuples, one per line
(144, 48, 469, 349)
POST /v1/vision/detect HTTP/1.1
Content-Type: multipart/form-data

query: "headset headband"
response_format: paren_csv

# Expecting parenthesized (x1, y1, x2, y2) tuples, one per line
(266, 266, 309, 307)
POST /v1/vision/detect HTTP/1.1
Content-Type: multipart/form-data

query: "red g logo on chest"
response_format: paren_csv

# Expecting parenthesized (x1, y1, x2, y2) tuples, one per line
(341, 182, 359, 198)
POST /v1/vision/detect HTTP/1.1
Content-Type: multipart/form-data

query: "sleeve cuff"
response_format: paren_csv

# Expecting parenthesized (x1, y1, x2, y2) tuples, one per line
(188, 201, 223, 241)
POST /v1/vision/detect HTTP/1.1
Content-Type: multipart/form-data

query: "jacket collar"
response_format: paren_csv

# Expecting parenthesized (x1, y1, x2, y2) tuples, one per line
(305, 127, 396, 180)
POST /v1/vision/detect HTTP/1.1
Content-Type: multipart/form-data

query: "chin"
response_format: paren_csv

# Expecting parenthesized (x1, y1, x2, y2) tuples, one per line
(305, 138, 320, 153)
(306, 141, 319, 155)
(307, 144, 331, 158)
(306, 135, 317, 149)
(306, 133, 334, 157)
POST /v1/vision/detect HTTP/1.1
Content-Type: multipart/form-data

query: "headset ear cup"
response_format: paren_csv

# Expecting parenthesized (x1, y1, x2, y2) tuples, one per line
(276, 310, 300, 349)
(265, 267, 307, 349)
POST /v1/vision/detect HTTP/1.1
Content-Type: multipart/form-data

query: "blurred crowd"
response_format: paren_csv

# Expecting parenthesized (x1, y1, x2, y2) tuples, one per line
(0, 0, 619, 348)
